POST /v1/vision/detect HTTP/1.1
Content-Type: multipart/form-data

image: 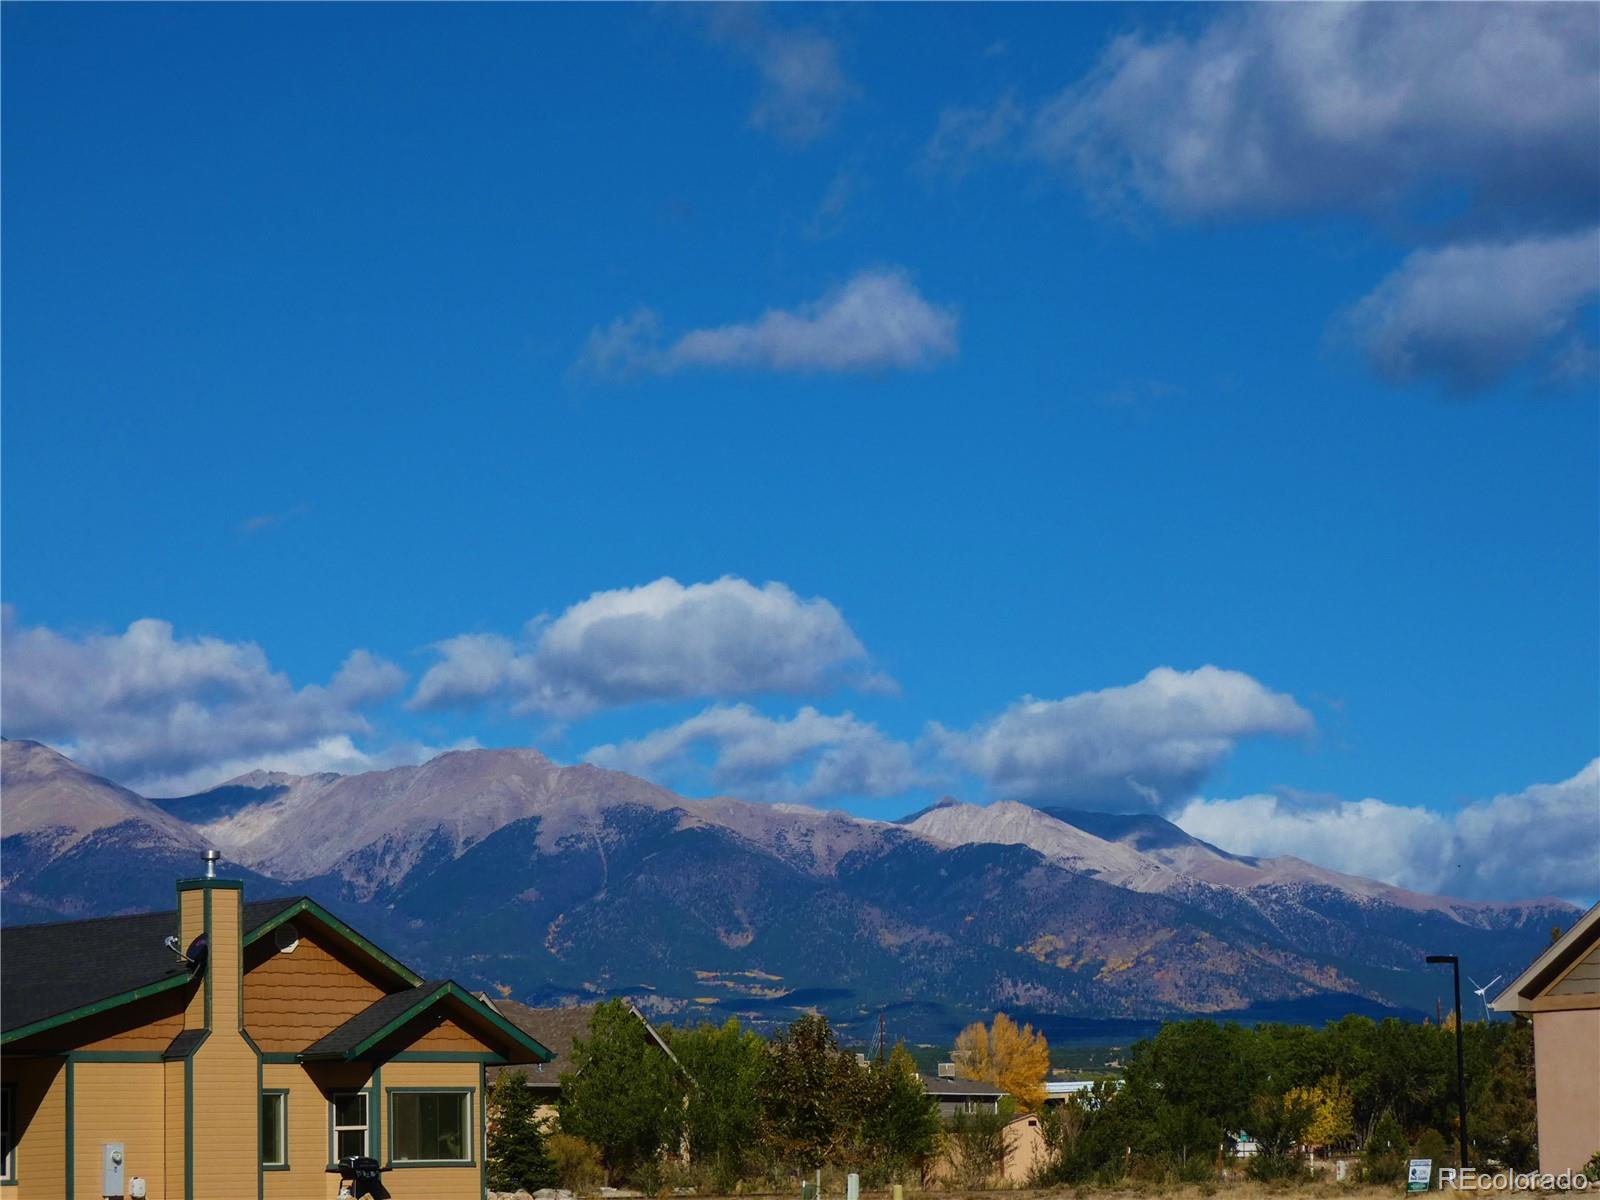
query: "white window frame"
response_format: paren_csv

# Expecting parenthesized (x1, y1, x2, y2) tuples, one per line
(330, 1091, 370, 1163)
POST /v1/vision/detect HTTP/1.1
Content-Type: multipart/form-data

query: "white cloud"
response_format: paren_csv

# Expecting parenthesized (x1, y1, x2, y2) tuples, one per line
(1030, 3, 1598, 224)
(577, 270, 958, 378)
(931, 666, 1312, 808)
(704, 8, 853, 146)
(133, 734, 478, 799)
(410, 576, 885, 719)
(1342, 227, 1600, 391)
(585, 703, 920, 805)
(1173, 760, 1600, 902)
(0, 607, 406, 793)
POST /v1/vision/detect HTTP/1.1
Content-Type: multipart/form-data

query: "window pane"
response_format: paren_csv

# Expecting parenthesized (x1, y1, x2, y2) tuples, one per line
(336, 1128, 366, 1159)
(334, 1093, 366, 1127)
(391, 1092, 468, 1162)
(260, 1094, 286, 1166)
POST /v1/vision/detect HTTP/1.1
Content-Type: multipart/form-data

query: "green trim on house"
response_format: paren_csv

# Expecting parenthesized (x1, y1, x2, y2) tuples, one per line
(261, 1052, 299, 1064)
(183, 1053, 194, 1200)
(386, 1051, 508, 1063)
(244, 899, 423, 986)
(177, 878, 243, 893)
(384, 1087, 476, 1169)
(64, 1051, 166, 1063)
(480, 1062, 488, 1200)
(0, 974, 192, 1046)
(62, 1058, 73, 1200)
(202, 888, 213, 1032)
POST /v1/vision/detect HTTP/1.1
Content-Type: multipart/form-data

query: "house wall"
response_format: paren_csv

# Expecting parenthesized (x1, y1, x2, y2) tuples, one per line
(1001, 1113, 1049, 1185)
(0, 1058, 67, 1200)
(263, 1061, 375, 1200)
(1547, 941, 1600, 998)
(71, 1061, 166, 1200)
(245, 927, 394, 1053)
(1532, 1006, 1600, 1174)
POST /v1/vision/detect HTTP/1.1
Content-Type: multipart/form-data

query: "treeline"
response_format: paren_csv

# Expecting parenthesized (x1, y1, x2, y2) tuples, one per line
(1038, 1014, 1536, 1185)
(488, 1003, 1539, 1194)
(490, 1003, 943, 1193)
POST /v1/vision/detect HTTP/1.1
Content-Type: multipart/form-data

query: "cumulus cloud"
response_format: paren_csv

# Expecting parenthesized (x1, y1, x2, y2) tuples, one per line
(133, 734, 477, 799)
(1342, 228, 1600, 391)
(932, 3, 1600, 390)
(576, 270, 958, 378)
(0, 607, 407, 793)
(1173, 760, 1600, 902)
(1030, 3, 1599, 224)
(585, 703, 921, 805)
(703, 7, 854, 146)
(930, 666, 1313, 809)
(410, 576, 886, 719)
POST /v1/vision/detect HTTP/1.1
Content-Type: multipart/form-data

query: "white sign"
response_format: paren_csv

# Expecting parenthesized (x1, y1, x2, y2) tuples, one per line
(1408, 1159, 1433, 1192)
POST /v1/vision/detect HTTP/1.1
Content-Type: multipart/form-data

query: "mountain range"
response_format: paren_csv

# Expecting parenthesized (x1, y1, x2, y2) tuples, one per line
(0, 738, 1574, 1042)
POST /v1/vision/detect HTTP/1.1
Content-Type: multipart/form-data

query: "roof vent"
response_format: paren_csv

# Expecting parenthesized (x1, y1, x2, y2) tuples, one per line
(203, 849, 221, 878)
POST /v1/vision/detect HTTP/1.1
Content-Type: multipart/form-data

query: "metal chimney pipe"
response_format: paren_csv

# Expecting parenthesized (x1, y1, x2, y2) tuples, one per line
(203, 849, 221, 879)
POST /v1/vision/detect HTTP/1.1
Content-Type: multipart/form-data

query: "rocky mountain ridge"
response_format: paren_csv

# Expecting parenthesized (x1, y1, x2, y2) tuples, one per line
(1, 739, 1575, 1040)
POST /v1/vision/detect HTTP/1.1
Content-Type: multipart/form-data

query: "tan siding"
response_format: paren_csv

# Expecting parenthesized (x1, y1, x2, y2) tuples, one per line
(264, 1062, 378, 1200)
(209, 887, 243, 1029)
(181, 889, 206, 1029)
(1, 1057, 67, 1200)
(1548, 940, 1600, 998)
(245, 930, 392, 1053)
(190, 1030, 259, 1200)
(1, 991, 190, 1057)
(400, 1015, 498, 1054)
(72, 1062, 166, 1200)
(163, 1059, 186, 1198)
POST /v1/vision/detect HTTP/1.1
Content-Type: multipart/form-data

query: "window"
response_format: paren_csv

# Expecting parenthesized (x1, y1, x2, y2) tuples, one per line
(1, 1084, 14, 1183)
(261, 1091, 287, 1169)
(330, 1092, 369, 1161)
(389, 1091, 471, 1164)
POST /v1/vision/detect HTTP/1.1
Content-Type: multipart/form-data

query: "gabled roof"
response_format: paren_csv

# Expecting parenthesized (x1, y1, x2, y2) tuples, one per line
(302, 981, 553, 1064)
(479, 997, 689, 1088)
(1, 894, 422, 1044)
(1491, 899, 1600, 1013)
(0, 897, 301, 1042)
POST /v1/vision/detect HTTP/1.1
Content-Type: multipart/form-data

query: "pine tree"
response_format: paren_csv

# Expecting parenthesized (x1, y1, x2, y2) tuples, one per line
(487, 1069, 558, 1193)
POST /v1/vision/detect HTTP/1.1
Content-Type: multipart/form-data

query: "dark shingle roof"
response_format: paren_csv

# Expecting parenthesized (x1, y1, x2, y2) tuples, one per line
(162, 1029, 209, 1060)
(920, 1074, 1007, 1098)
(300, 981, 452, 1059)
(1, 897, 304, 1036)
(481, 1001, 596, 1089)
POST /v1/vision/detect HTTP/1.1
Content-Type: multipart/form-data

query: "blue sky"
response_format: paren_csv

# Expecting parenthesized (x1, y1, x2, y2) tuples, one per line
(4, 3, 1597, 900)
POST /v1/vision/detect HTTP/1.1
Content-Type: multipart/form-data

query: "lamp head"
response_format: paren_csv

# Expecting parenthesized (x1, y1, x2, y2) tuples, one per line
(1425, 954, 1458, 965)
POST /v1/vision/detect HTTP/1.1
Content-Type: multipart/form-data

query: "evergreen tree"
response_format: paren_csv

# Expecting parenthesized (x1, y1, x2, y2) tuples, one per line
(487, 1070, 558, 1193)
(1474, 1018, 1537, 1170)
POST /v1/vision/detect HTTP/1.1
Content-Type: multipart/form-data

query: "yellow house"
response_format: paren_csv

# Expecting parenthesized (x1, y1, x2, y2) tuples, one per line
(0, 870, 551, 1199)
(1490, 900, 1600, 1175)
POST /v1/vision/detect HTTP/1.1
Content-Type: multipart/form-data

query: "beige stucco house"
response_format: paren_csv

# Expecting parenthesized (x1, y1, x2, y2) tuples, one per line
(1490, 900, 1600, 1175)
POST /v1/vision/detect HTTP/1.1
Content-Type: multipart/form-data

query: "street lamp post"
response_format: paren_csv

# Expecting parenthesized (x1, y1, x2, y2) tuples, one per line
(1426, 954, 1469, 1169)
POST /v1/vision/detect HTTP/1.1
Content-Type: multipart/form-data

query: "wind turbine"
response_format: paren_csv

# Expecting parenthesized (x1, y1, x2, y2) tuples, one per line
(1469, 975, 1502, 1023)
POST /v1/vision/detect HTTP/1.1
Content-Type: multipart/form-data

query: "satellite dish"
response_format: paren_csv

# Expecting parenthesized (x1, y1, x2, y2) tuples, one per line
(185, 933, 208, 975)
(274, 923, 301, 954)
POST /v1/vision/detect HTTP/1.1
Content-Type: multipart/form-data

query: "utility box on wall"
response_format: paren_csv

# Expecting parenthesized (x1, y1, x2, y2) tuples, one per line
(101, 1142, 125, 1197)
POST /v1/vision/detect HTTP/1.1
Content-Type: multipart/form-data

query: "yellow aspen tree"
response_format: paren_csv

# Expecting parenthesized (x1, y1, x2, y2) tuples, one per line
(953, 1012, 1049, 1112)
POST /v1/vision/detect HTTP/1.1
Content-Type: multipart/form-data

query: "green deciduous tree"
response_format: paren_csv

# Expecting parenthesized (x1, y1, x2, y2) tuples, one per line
(861, 1043, 943, 1182)
(559, 1000, 685, 1183)
(665, 1017, 766, 1189)
(756, 1013, 866, 1172)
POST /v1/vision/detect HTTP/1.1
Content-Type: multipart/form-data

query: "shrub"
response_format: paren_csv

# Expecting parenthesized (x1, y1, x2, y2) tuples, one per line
(946, 1109, 1007, 1188)
(1361, 1112, 1408, 1185)
(548, 1132, 605, 1192)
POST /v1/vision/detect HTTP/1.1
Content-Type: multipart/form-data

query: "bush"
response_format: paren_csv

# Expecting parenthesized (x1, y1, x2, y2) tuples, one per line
(1412, 1127, 1452, 1186)
(946, 1109, 1007, 1188)
(548, 1132, 605, 1192)
(1361, 1112, 1408, 1185)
